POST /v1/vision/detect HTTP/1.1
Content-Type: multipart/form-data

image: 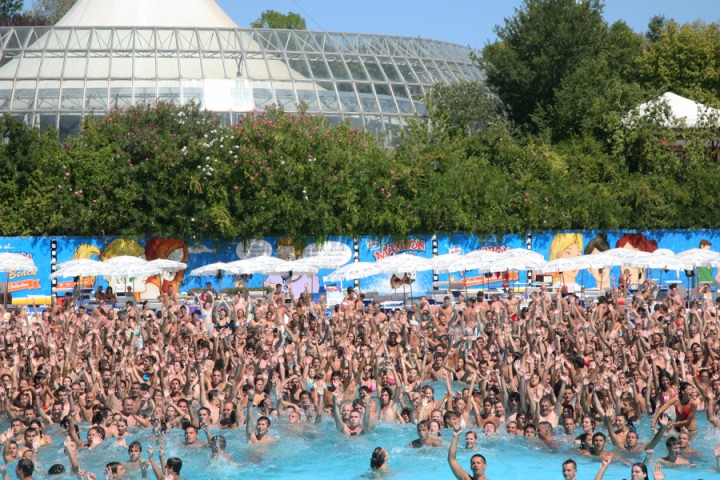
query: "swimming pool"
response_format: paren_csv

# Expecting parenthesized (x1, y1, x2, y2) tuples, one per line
(20, 387, 720, 479)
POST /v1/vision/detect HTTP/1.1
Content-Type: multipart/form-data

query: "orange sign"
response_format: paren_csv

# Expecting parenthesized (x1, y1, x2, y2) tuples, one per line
(455, 272, 519, 287)
(8, 279, 41, 293)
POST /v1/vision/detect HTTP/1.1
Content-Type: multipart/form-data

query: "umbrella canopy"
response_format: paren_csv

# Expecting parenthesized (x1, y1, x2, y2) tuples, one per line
(0, 253, 36, 272)
(51, 259, 103, 279)
(102, 264, 163, 279)
(484, 257, 546, 273)
(429, 254, 463, 274)
(273, 259, 319, 275)
(502, 249, 546, 262)
(675, 248, 720, 267)
(323, 262, 381, 282)
(102, 255, 148, 267)
(99, 256, 161, 279)
(582, 254, 617, 269)
(543, 257, 591, 273)
(375, 253, 433, 274)
(626, 256, 689, 271)
(189, 262, 239, 277)
(227, 256, 285, 275)
(56, 258, 99, 271)
(147, 259, 187, 273)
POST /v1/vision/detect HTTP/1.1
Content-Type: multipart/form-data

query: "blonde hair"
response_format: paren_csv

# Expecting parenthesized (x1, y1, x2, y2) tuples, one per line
(549, 233, 583, 261)
(548, 233, 583, 283)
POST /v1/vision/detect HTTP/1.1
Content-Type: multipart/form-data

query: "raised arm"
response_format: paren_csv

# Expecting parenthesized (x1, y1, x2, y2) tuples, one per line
(447, 428, 470, 480)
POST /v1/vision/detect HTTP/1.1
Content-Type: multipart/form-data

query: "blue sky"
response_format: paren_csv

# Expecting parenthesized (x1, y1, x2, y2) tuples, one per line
(215, 0, 717, 49)
(21, 0, 717, 50)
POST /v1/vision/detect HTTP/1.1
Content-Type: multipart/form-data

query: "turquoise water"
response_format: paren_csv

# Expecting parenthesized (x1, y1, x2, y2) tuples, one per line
(18, 384, 720, 479)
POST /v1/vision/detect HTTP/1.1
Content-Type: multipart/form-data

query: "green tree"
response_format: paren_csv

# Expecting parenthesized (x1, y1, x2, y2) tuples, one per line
(30, 0, 76, 24)
(250, 10, 306, 29)
(481, 0, 610, 130)
(0, 0, 23, 25)
(636, 20, 720, 106)
(425, 82, 503, 137)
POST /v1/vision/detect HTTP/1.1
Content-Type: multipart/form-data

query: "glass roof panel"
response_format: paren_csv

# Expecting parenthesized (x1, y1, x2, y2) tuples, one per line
(90, 29, 112, 50)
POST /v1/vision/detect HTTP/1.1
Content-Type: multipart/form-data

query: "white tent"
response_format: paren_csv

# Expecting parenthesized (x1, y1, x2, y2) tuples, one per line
(57, 0, 238, 28)
(630, 92, 720, 128)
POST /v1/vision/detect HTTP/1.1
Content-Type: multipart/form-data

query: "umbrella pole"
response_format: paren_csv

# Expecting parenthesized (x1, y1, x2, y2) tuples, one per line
(464, 271, 468, 299)
(410, 280, 413, 311)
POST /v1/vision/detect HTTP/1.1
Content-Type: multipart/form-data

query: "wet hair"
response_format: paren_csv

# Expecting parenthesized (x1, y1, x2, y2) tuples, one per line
(165, 457, 183, 474)
(370, 447, 388, 470)
(631, 462, 649, 479)
(257, 415, 271, 427)
(471, 454, 486, 464)
(562, 458, 577, 470)
(106, 462, 122, 474)
(90, 426, 106, 440)
(16, 459, 34, 477)
(128, 441, 142, 453)
(48, 464, 65, 475)
(210, 435, 226, 451)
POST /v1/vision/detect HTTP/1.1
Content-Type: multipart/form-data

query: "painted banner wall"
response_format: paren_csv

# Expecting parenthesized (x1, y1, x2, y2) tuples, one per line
(1, 230, 719, 303)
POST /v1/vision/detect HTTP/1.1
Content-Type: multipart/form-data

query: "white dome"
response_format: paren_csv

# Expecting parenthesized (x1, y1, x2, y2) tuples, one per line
(56, 0, 238, 28)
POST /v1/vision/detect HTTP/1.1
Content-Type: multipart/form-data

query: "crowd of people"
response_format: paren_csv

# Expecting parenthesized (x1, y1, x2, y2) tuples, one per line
(0, 278, 719, 479)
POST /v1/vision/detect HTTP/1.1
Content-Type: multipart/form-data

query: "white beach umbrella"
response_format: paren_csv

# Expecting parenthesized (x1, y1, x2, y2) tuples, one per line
(273, 260, 319, 275)
(227, 255, 285, 275)
(147, 259, 187, 273)
(543, 257, 591, 273)
(428, 254, 463, 274)
(502, 248, 546, 262)
(0, 253, 36, 272)
(189, 262, 239, 277)
(50, 260, 102, 279)
(323, 262, 381, 282)
(375, 253, 433, 274)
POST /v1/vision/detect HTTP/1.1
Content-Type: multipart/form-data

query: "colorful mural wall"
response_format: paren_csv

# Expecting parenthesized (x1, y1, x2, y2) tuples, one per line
(1, 230, 719, 303)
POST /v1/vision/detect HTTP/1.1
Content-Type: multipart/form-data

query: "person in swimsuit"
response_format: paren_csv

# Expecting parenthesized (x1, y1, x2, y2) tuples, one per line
(652, 383, 699, 436)
(448, 427, 490, 480)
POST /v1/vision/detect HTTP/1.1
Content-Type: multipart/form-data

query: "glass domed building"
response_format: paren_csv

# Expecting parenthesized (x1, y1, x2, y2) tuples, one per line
(0, 0, 482, 138)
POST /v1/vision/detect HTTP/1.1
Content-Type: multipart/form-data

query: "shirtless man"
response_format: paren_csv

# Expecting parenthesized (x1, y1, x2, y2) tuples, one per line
(448, 428, 489, 480)
(409, 420, 442, 448)
(332, 393, 369, 436)
(655, 436, 696, 467)
(378, 387, 401, 423)
(503, 290, 520, 320)
(580, 432, 630, 465)
(246, 394, 276, 444)
(561, 459, 577, 480)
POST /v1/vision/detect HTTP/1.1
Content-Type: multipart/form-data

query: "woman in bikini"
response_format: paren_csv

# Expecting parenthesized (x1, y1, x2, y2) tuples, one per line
(652, 382, 699, 436)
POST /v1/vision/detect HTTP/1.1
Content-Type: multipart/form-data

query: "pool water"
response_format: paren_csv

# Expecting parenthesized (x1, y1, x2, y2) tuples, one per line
(19, 385, 720, 479)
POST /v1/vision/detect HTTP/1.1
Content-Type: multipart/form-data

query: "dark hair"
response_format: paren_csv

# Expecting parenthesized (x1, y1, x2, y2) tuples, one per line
(471, 454, 486, 464)
(16, 459, 34, 477)
(210, 435, 226, 451)
(128, 441, 142, 453)
(106, 462, 122, 474)
(562, 459, 577, 470)
(370, 447, 388, 470)
(48, 464, 65, 475)
(631, 462, 649, 479)
(165, 457, 183, 474)
(584, 233, 610, 255)
(257, 415, 271, 427)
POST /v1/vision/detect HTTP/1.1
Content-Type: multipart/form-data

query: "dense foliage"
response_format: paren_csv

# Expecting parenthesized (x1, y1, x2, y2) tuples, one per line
(2, 1, 720, 239)
(250, 10, 306, 30)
